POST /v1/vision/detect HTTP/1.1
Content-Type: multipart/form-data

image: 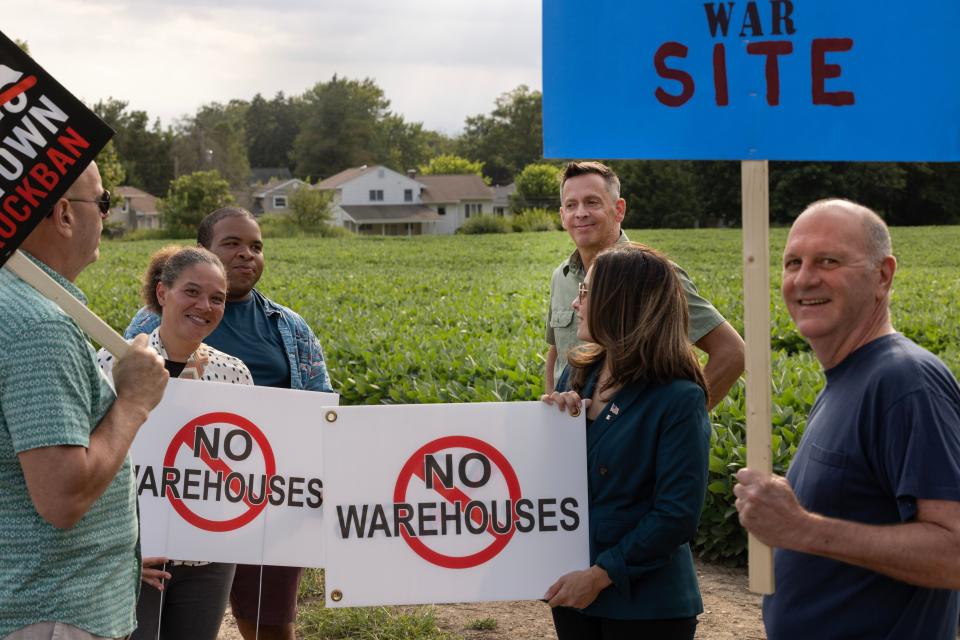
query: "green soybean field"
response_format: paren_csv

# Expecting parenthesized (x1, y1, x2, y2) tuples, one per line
(80, 226, 960, 564)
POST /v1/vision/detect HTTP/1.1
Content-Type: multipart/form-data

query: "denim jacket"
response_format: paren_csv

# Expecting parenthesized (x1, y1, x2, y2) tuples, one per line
(123, 289, 332, 392)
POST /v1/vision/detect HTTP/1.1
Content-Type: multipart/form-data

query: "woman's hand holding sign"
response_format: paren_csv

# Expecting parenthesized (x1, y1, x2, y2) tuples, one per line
(540, 390, 589, 417)
(141, 557, 171, 591)
(544, 565, 613, 609)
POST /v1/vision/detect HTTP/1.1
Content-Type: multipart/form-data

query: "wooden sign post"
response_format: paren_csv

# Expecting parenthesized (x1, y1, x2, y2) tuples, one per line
(741, 160, 773, 593)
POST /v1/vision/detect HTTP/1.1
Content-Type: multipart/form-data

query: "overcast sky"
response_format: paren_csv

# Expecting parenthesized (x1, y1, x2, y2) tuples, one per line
(7, 0, 541, 135)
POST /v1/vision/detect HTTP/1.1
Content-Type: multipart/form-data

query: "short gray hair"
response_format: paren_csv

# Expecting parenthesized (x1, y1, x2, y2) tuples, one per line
(560, 161, 621, 202)
(803, 198, 891, 264)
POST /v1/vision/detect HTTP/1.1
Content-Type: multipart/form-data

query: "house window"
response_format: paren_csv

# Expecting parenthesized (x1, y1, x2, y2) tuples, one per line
(369, 189, 384, 201)
(273, 195, 288, 209)
(404, 189, 413, 202)
(121, 198, 129, 213)
(437, 206, 446, 216)
(464, 203, 483, 217)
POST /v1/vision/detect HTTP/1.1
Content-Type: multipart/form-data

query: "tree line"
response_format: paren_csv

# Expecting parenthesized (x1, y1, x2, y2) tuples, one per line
(92, 79, 541, 193)
(93, 76, 959, 228)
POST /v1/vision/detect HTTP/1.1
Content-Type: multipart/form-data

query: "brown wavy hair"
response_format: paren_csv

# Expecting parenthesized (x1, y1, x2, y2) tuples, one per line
(142, 246, 226, 314)
(568, 242, 707, 400)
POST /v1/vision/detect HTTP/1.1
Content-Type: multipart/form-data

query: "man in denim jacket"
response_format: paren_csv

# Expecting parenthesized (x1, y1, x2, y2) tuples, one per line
(124, 206, 332, 640)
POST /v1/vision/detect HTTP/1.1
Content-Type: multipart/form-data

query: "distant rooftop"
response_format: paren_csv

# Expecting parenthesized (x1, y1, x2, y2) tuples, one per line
(419, 174, 493, 203)
(317, 165, 381, 189)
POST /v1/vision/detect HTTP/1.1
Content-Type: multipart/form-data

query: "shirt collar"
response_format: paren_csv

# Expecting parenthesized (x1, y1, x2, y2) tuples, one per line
(19, 250, 88, 304)
(561, 230, 631, 277)
(149, 327, 209, 378)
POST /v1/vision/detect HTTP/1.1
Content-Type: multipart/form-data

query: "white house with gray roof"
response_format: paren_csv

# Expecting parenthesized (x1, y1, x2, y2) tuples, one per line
(251, 178, 310, 216)
(107, 186, 160, 231)
(316, 165, 494, 235)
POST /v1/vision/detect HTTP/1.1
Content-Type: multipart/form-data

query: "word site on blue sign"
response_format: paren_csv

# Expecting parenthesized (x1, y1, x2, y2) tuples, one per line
(542, 1, 960, 161)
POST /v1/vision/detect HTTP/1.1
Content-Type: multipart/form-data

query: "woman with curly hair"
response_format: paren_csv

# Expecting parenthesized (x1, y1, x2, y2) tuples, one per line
(99, 245, 252, 640)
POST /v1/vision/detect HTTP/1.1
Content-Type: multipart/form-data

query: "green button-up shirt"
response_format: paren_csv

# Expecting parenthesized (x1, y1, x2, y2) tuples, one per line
(0, 253, 139, 638)
(546, 233, 726, 383)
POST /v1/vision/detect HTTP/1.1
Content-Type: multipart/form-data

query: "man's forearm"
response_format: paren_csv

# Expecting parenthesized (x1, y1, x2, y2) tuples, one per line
(791, 503, 960, 589)
(696, 322, 745, 410)
(702, 353, 742, 410)
(20, 397, 149, 528)
(85, 396, 151, 490)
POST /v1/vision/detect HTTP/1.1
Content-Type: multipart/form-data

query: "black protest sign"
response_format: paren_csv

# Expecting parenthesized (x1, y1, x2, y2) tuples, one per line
(0, 31, 113, 267)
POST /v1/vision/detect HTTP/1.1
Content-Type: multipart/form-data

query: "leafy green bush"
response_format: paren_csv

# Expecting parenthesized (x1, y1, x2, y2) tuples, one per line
(696, 351, 823, 564)
(289, 187, 334, 229)
(159, 170, 234, 237)
(511, 208, 558, 232)
(512, 163, 561, 210)
(458, 214, 512, 234)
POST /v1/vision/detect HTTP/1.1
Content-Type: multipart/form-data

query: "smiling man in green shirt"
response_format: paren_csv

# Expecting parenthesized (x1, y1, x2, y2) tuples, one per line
(545, 161, 744, 409)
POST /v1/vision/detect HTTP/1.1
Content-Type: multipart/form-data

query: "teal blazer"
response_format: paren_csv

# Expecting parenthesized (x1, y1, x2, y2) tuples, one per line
(558, 364, 711, 620)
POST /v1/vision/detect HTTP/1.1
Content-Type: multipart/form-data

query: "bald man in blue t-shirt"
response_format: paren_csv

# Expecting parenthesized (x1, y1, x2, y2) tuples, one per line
(735, 199, 960, 640)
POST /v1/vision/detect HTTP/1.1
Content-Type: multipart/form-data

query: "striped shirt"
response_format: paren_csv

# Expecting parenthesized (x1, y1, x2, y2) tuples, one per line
(0, 253, 139, 638)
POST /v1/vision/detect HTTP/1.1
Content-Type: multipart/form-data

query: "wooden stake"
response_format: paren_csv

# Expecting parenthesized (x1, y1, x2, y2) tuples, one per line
(5, 250, 129, 358)
(741, 160, 774, 594)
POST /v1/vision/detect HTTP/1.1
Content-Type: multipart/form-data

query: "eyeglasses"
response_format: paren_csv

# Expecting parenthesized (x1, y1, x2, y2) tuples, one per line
(67, 190, 111, 217)
(578, 282, 589, 304)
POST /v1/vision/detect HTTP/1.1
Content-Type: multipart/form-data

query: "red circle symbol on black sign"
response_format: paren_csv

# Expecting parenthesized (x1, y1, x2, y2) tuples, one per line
(163, 411, 276, 532)
(393, 435, 521, 569)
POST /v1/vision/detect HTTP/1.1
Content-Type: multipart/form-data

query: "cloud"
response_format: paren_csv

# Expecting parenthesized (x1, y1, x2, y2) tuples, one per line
(6, 0, 540, 133)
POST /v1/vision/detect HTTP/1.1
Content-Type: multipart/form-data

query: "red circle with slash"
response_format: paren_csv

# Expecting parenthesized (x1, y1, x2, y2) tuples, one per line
(163, 411, 275, 532)
(393, 435, 521, 569)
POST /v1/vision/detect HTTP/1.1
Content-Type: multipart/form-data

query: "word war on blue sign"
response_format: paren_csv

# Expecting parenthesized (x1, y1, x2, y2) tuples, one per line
(0, 31, 113, 265)
(542, 1, 960, 161)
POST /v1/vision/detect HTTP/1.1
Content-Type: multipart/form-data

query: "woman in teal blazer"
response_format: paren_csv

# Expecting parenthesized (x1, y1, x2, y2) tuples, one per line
(542, 242, 711, 640)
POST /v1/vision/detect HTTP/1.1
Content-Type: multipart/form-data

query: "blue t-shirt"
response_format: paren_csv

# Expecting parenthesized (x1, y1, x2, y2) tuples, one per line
(763, 334, 960, 640)
(205, 295, 290, 389)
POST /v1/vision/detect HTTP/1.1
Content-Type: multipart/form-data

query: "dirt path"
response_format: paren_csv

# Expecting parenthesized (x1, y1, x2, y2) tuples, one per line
(427, 561, 764, 639)
(217, 561, 764, 639)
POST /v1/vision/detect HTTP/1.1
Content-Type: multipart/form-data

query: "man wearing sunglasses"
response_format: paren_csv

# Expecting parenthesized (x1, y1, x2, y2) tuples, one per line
(69, 189, 113, 215)
(0, 161, 169, 640)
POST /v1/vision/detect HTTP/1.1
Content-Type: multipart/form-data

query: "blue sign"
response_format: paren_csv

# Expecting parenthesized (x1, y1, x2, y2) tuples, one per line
(543, 1, 960, 161)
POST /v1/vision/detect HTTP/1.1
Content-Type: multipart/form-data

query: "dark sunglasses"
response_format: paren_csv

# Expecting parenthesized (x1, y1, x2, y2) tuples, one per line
(67, 190, 111, 217)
